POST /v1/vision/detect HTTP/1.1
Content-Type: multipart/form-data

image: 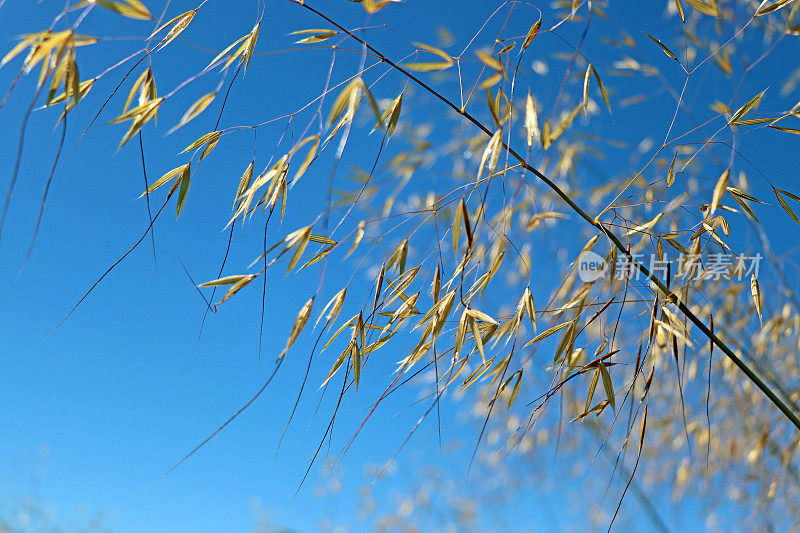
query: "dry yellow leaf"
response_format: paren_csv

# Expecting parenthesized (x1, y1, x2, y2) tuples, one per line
(710, 168, 730, 215)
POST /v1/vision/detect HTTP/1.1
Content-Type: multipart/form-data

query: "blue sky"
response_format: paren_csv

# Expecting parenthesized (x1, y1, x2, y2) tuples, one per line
(1, 0, 799, 531)
(0, 2, 541, 530)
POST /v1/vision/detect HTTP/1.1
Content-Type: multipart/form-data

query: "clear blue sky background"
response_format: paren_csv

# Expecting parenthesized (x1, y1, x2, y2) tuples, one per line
(1, 0, 799, 531)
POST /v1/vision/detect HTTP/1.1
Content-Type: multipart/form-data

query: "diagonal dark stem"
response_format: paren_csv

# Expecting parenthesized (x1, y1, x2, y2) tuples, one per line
(287, 0, 800, 432)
